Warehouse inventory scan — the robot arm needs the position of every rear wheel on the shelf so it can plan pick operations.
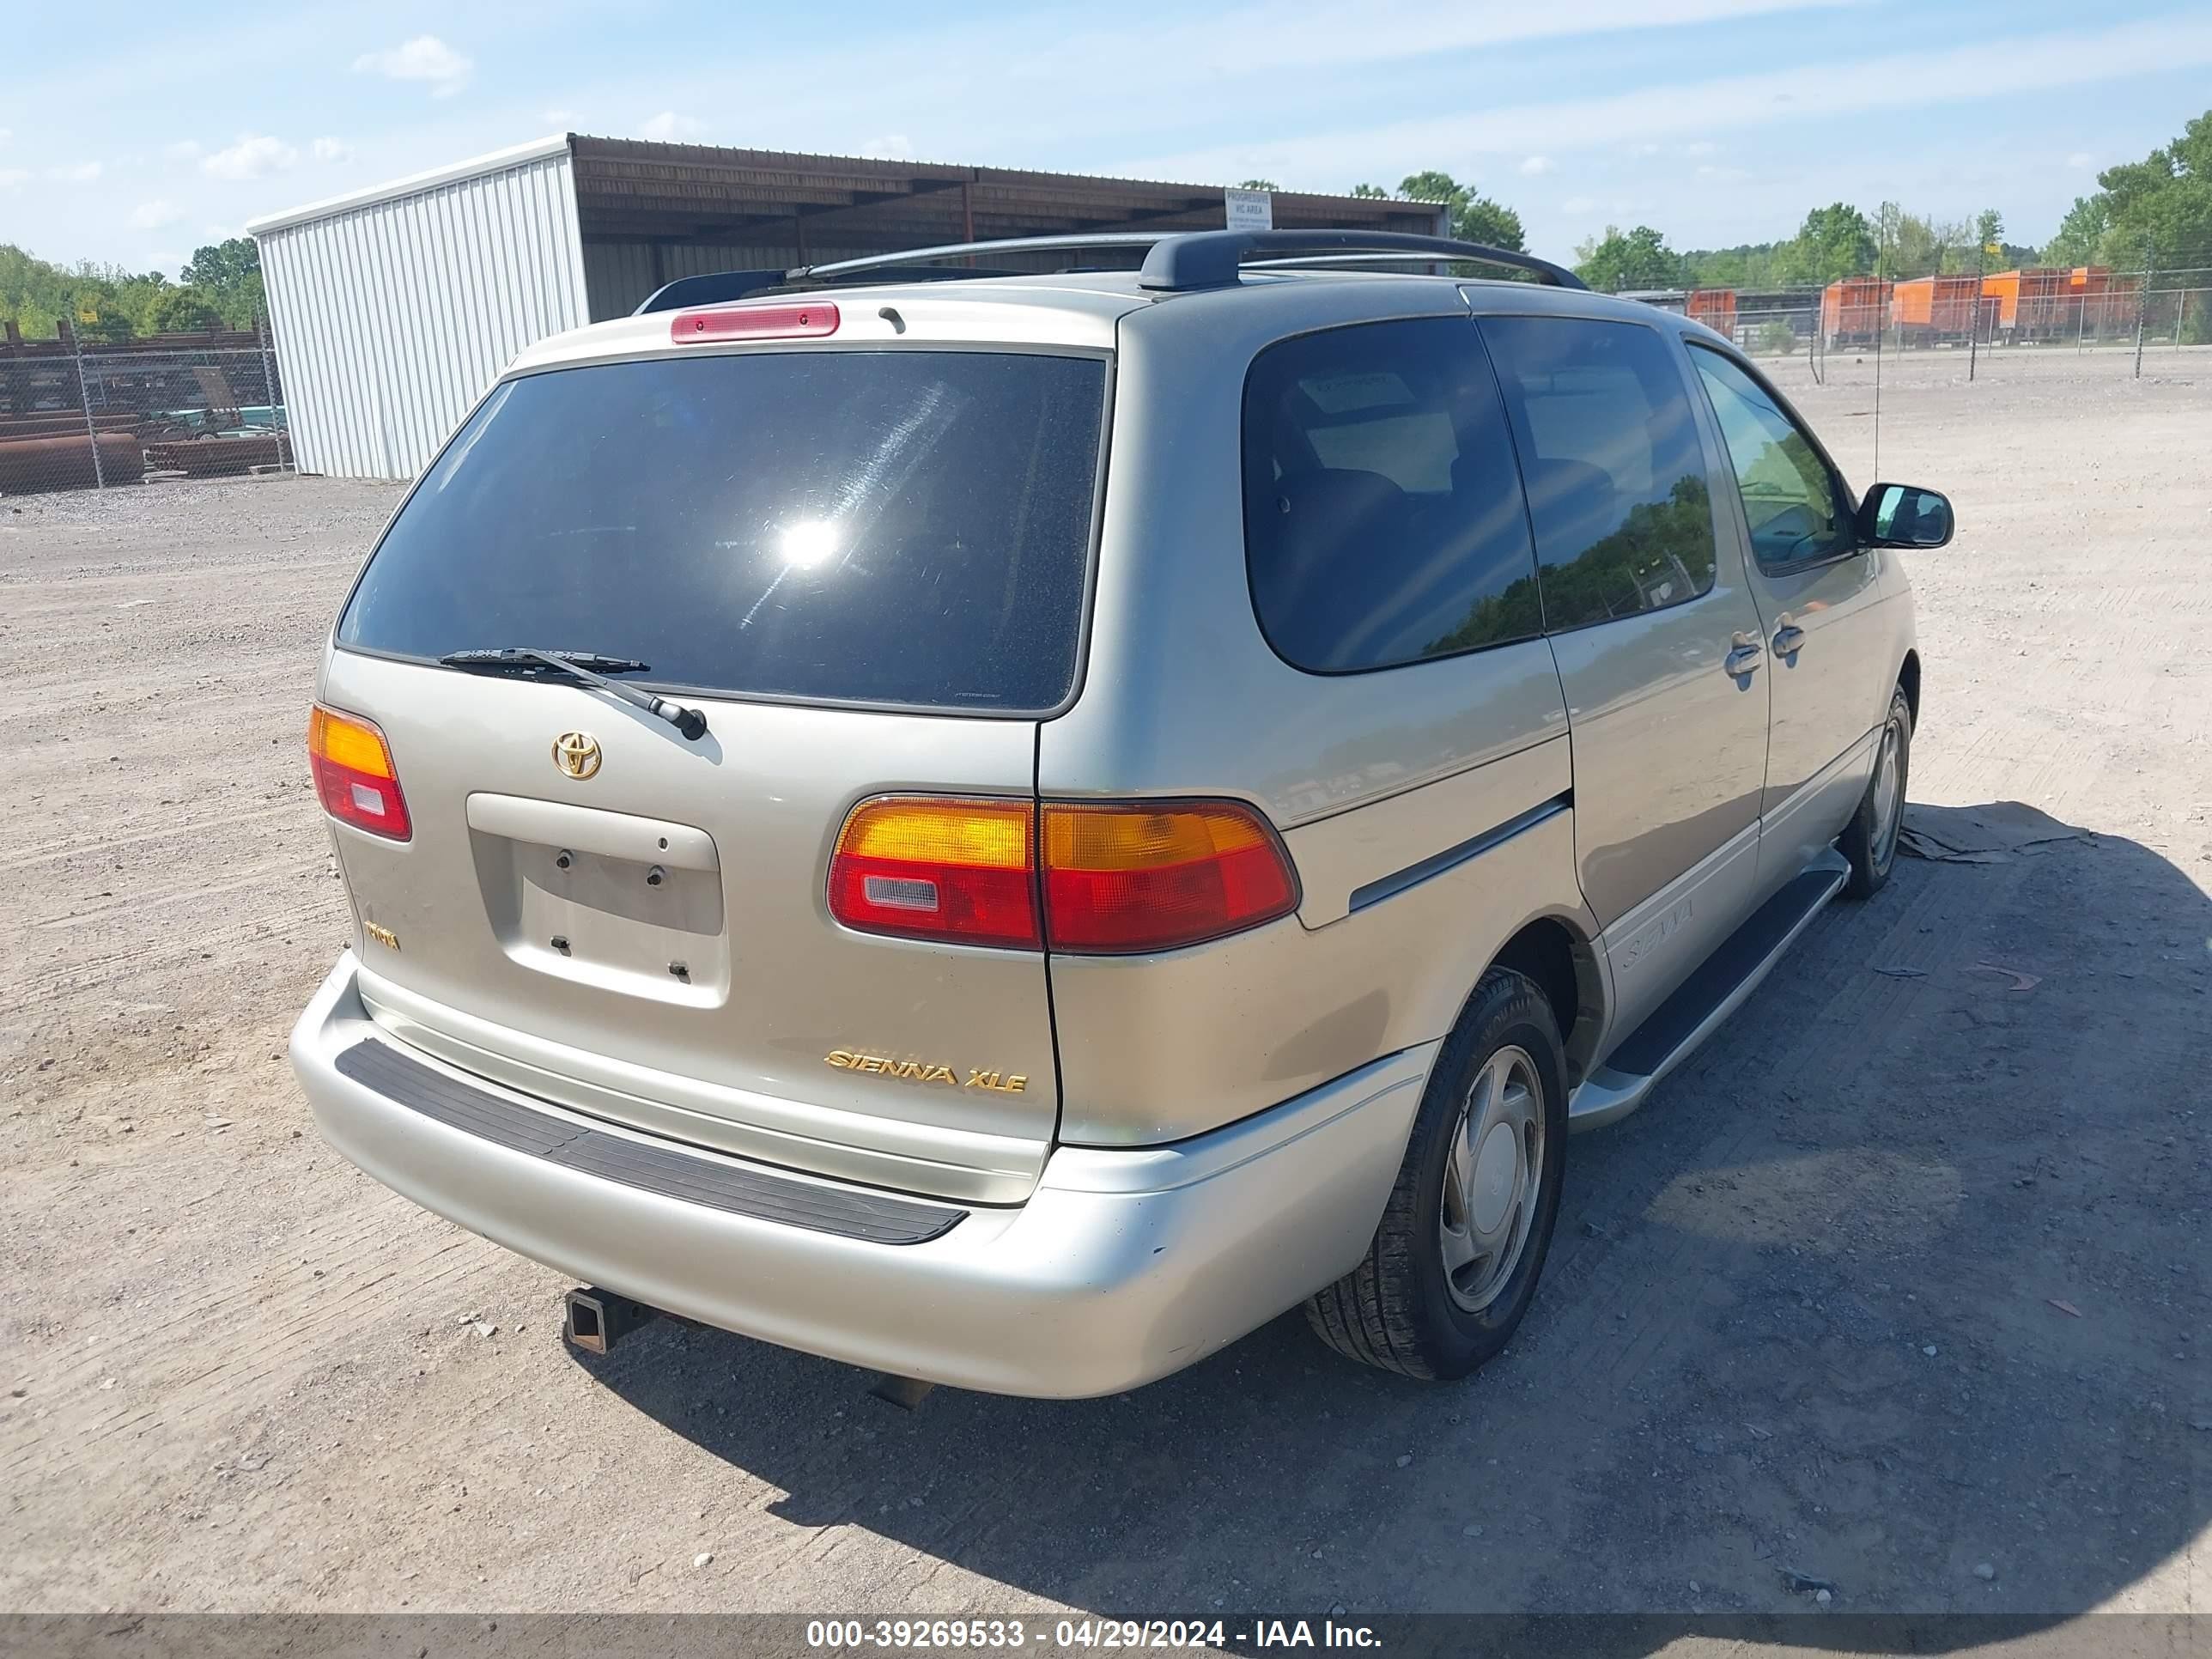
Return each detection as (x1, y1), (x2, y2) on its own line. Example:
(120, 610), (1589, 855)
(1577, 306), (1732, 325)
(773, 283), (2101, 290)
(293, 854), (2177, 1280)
(1841, 685), (1913, 899)
(1305, 968), (1566, 1380)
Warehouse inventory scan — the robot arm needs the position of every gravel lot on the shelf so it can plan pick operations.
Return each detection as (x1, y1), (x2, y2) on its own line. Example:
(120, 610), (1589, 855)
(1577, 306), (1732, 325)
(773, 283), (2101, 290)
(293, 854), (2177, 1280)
(2, 349), (2206, 1639)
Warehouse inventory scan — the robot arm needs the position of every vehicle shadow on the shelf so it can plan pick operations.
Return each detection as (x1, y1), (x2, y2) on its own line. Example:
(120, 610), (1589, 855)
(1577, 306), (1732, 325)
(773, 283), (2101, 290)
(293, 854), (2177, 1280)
(571, 802), (2209, 1650)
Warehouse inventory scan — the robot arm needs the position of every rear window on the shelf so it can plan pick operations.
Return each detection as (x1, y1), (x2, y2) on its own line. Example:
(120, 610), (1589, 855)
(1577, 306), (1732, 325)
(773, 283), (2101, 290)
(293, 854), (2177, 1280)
(337, 349), (1108, 714)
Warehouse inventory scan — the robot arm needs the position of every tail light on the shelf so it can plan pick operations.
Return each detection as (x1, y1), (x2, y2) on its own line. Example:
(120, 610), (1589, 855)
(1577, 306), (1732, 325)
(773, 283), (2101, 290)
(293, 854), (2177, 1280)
(828, 797), (1040, 949)
(671, 301), (840, 343)
(827, 796), (1297, 954)
(308, 704), (411, 842)
(1042, 801), (1298, 952)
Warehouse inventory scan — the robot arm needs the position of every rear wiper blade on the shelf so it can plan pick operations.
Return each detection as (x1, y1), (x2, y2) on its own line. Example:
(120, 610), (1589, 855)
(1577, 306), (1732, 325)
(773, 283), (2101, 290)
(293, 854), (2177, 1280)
(437, 647), (709, 742)
(440, 647), (651, 673)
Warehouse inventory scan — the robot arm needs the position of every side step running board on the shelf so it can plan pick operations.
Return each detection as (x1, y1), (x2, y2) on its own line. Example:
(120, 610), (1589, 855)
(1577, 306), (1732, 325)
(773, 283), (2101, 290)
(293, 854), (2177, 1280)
(1568, 848), (1850, 1132)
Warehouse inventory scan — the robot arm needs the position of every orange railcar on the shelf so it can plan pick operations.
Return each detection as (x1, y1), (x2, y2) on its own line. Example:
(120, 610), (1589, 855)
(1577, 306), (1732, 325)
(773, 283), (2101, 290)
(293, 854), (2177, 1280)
(1686, 288), (1738, 336)
(1982, 268), (2071, 337)
(1821, 277), (1890, 343)
(1890, 274), (1980, 340)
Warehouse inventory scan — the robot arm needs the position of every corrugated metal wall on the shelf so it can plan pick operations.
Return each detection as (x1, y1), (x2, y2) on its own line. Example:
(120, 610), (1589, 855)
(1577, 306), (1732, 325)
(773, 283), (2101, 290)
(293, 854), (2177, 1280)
(258, 148), (589, 480)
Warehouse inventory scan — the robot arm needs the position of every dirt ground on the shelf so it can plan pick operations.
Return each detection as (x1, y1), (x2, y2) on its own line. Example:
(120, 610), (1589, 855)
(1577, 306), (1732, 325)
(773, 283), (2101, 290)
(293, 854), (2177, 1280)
(1, 348), (2206, 1643)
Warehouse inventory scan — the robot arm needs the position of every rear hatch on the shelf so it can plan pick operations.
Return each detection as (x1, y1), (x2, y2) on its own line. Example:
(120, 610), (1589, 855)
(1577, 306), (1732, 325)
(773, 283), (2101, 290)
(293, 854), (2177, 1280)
(316, 337), (1109, 1202)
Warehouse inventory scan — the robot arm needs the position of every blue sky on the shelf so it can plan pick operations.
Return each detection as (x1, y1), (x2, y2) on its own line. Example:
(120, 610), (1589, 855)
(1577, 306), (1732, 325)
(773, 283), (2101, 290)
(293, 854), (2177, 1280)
(5, 0), (2209, 276)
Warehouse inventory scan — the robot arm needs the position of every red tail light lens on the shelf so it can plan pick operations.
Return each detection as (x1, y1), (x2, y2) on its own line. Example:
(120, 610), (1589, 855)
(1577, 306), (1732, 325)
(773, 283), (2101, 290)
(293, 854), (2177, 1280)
(828, 797), (1040, 949)
(1042, 801), (1298, 952)
(308, 704), (411, 842)
(671, 301), (840, 343)
(826, 796), (1299, 954)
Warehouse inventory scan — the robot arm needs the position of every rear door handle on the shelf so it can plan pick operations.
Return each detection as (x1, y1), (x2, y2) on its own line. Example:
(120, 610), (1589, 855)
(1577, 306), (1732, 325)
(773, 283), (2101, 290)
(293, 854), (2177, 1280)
(1773, 623), (1807, 655)
(1724, 635), (1764, 675)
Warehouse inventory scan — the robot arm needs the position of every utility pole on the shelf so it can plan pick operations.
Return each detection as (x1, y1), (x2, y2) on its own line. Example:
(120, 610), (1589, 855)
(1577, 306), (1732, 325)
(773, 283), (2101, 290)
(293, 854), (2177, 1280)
(2133, 240), (2155, 378)
(66, 317), (106, 490)
(1969, 239), (1985, 381)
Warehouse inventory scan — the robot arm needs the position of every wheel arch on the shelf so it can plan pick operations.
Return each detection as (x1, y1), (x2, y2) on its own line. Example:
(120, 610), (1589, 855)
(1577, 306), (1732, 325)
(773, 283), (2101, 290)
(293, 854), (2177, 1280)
(1480, 914), (1606, 1090)
(1899, 649), (1921, 724)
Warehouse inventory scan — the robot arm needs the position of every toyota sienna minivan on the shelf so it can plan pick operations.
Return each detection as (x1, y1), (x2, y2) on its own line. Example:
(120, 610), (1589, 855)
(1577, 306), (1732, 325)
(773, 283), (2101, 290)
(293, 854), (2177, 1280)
(289, 228), (1952, 1397)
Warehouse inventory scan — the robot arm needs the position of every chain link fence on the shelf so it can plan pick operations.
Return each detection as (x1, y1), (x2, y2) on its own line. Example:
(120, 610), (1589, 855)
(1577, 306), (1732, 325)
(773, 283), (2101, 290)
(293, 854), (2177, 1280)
(1625, 264), (2212, 390)
(0, 316), (292, 497)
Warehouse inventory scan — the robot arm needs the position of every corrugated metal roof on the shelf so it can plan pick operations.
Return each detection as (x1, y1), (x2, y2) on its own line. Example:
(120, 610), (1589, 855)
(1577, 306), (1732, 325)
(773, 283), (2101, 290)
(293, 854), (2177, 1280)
(245, 135), (573, 237)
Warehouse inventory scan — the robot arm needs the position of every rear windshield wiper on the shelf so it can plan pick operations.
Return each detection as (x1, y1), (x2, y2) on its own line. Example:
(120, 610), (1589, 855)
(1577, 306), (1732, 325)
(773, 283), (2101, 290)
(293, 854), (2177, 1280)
(438, 647), (709, 742)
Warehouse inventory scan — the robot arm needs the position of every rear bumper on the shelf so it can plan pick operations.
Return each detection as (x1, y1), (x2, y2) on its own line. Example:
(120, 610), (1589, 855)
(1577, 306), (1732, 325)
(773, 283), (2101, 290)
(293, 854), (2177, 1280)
(290, 954), (1433, 1397)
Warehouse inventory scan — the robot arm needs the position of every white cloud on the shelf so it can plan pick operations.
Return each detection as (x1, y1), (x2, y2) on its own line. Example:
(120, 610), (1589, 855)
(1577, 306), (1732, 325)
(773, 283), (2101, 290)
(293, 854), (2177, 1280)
(48, 161), (103, 184)
(1628, 141), (1662, 157)
(353, 34), (472, 97)
(311, 137), (352, 163)
(130, 198), (184, 228)
(1684, 140), (1721, 157)
(860, 133), (916, 161)
(204, 135), (298, 180)
(0, 167), (27, 190)
(1519, 155), (1555, 176)
(1123, 15), (2212, 184)
(543, 107), (577, 127)
(639, 110), (704, 142)
(0, 127), (12, 146)
(2065, 149), (2094, 168)
(164, 139), (202, 161)
(1562, 195), (1599, 214)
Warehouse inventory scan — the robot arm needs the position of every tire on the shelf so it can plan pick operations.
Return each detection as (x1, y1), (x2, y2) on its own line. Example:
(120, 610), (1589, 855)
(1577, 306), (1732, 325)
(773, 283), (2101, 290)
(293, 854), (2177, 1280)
(1305, 968), (1567, 1381)
(1840, 684), (1913, 900)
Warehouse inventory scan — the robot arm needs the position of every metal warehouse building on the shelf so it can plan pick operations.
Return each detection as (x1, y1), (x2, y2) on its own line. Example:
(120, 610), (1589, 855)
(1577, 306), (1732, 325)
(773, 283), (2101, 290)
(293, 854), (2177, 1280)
(248, 134), (1445, 481)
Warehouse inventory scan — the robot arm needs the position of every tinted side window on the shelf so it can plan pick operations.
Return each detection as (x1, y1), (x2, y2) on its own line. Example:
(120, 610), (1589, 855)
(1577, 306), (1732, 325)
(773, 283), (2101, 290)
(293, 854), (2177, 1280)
(1688, 346), (1855, 567)
(1479, 317), (1719, 634)
(1242, 318), (1541, 673)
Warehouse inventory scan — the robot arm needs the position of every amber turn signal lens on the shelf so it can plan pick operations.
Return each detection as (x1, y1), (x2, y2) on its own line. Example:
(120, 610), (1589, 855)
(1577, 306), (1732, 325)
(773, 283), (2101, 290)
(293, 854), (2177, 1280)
(308, 704), (411, 842)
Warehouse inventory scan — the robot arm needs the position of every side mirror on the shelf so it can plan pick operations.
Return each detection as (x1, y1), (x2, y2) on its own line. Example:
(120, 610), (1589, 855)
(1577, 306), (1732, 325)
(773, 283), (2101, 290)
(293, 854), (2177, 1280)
(1859, 482), (1954, 549)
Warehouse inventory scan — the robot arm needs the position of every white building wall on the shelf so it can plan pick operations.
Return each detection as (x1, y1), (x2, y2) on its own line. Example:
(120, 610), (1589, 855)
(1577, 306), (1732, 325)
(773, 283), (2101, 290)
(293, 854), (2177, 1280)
(252, 137), (588, 480)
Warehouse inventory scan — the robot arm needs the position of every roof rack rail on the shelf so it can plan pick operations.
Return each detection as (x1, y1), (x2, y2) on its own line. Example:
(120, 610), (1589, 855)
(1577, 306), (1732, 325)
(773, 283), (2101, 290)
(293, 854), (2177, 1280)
(788, 233), (1168, 287)
(1140, 231), (1584, 292)
(644, 228), (1584, 312)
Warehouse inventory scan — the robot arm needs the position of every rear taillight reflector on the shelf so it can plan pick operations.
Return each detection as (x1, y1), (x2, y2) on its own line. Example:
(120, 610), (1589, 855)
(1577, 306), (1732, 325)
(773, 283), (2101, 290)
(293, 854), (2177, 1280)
(671, 301), (840, 343)
(826, 795), (1299, 954)
(308, 704), (411, 842)
(828, 797), (1039, 949)
(1042, 801), (1297, 952)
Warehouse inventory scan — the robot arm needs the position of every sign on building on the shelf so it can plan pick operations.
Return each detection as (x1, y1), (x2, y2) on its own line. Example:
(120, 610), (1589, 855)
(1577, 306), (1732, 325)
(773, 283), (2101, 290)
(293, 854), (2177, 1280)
(1224, 188), (1274, 231)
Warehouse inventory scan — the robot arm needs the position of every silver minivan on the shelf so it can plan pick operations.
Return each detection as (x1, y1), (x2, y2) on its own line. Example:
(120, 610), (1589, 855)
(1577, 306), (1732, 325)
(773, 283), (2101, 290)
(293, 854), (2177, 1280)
(289, 229), (1952, 1397)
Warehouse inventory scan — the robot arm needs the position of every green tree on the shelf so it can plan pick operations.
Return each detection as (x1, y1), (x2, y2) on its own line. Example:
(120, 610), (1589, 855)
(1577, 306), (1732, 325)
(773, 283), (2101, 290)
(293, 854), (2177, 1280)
(1396, 170), (1526, 251)
(2042, 196), (2111, 265)
(1349, 182), (1389, 199)
(2087, 111), (2212, 269)
(0, 245), (173, 341)
(1573, 224), (1685, 291)
(151, 286), (224, 333)
(1974, 208), (2004, 252)
(1778, 203), (1876, 284)
(1237, 178), (1279, 191)
(178, 237), (264, 327)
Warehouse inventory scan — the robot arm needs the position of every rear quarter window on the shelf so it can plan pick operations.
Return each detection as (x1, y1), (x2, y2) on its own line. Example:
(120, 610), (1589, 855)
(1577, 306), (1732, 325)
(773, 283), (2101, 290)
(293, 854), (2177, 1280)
(337, 349), (1108, 714)
(1241, 317), (1542, 673)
